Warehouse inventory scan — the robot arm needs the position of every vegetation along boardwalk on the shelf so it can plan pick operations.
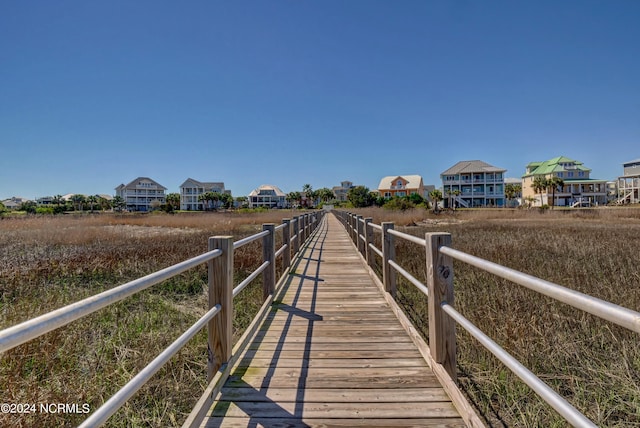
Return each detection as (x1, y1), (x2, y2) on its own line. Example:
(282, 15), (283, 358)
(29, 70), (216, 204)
(197, 213), (472, 427)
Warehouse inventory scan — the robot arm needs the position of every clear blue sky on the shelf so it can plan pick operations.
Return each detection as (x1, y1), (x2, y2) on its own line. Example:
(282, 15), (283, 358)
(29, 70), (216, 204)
(2, 0), (639, 200)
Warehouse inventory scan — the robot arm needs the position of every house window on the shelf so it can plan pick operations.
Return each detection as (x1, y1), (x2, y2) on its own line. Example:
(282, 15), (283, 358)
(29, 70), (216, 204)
(578, 171), (585, 177)
(557, 172), (563, 178)
(384, 192), (391, 198)
(567, 172), (574, 178)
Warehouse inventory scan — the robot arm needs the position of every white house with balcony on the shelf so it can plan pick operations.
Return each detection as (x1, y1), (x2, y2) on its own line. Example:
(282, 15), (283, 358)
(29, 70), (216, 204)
(179, 178), (227, 210)
(616, 158), (640, 204)
(248, 184), (287, 209)
(115, 177), (167, 212)
(441, 160), (506, 208)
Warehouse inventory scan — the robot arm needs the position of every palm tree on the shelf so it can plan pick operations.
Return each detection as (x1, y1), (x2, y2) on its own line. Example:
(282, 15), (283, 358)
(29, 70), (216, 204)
(302, 184), (313, 208)
(451, 189), (461, 210)
(316, 188), (335, 204)
(532, 176), (548, 207)
(210, 191), (222, 210)
(71, 194), (86, 211)
(52, 194), (64, 207)
(98, 196), (112, 211)
(218, 193), (233, 209)
(504, 183), (521, 207)
(429, 189), (443, 213)
(165, 193), (181, 211)
(547, 177), (564, 209)
(86, 195), (98, 212)
(524, 196), (536, 209)
(286, 191), (301, 209)
(112, 196), (125, 212)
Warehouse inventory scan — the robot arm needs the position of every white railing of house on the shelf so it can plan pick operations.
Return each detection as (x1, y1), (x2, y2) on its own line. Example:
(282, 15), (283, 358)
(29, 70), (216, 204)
(0, 211), (324, 427)
(334, 210), (640, 428)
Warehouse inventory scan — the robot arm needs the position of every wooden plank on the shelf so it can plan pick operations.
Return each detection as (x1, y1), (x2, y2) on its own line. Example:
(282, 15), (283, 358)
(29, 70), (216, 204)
(224, 374), (442, 389)
(232, 357), (429, 369)
(204, 417), (467, 427)
(217, 387), (452, 402)
(242, 349), (424, 360)
(227, 366), (435, 380)
(246, 341), (420, 352)
(210, 401), (461, 418)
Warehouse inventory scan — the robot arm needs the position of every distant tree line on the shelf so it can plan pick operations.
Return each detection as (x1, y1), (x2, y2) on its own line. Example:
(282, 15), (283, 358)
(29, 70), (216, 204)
(345, 185), (439, 212)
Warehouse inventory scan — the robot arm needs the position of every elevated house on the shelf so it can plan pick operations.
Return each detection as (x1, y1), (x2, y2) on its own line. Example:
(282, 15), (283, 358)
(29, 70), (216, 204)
(441, 160), (506, 208)
(180, 178), (228, 211)
(522, 156), (607, 207)
(248, 184), (287, 209)
(115, 177), (167, 212)
(616, 158), (640, 204)
(377, 175), (426, 199)
(1, 197), (28, 210)
(332, 180), (355, 202)
(504, 177), (523, 207)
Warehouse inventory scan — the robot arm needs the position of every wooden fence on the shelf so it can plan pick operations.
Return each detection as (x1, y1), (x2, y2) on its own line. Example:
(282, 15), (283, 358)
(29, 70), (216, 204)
(334, 210), (640, 428)
(0, 211), (324, 427)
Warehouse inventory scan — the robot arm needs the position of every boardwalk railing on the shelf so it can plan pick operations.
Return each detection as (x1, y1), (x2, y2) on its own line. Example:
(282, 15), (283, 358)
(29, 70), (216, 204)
(334, 210), (640, 428)
(0, 211), (324, 427)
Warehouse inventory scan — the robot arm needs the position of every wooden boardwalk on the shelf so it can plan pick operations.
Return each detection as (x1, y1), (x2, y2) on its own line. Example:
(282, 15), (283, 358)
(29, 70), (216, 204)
(200, 213), (467, 427)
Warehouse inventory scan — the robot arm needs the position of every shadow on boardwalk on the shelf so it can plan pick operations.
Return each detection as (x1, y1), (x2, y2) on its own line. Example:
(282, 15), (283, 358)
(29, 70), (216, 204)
(203, 214), (465, 427)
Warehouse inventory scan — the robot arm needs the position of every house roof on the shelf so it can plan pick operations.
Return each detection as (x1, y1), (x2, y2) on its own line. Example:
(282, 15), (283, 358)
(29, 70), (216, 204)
(441, 160), (505, 176)
(523, 156), (591, 177)
(377, 175), (423, 190)
(504, 177), (522, 185)
(117, 177), (167, 191)
(623, 158), (640, 165)
(180, 178), (225, 189)
(248, 184), (286, 197)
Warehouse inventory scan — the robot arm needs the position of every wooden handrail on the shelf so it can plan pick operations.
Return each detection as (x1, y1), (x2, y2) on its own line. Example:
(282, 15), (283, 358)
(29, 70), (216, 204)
(333, 209), (639, 427)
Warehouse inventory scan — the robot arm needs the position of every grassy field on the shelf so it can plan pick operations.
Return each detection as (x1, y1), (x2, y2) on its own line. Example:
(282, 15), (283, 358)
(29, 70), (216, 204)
(0, 211), (295, 427)
(2, 208), (639, 427)
(350, 206), (640, 427)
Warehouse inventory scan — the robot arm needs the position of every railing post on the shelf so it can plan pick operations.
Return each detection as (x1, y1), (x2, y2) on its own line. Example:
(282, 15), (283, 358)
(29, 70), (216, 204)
(425, 232), (456, 382)
(293, 217), (300, 254)
(350, 213), (357, 244)
(364, 217), (373, 268)
(282, 219), (291, 271)
(356, 215), (364, 255)
(207, 236), (233, 380)
(382, 222), (396, 296)
(262, 224), (276, 300)
(300, 214), (307, 243)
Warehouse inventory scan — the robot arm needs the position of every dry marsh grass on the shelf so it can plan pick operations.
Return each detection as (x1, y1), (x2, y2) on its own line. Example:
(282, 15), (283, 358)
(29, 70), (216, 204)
(0, 210), (300, 427)
(350, 206), (640, 426)
(3, 207), (640, 426)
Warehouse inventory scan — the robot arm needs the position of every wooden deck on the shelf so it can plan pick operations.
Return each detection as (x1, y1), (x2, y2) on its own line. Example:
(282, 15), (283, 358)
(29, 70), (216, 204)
(200, 213), (468, 427)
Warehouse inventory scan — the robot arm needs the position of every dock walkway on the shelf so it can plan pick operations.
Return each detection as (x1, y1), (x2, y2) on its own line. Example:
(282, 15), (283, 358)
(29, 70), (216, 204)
(200, 213), (467, 427)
